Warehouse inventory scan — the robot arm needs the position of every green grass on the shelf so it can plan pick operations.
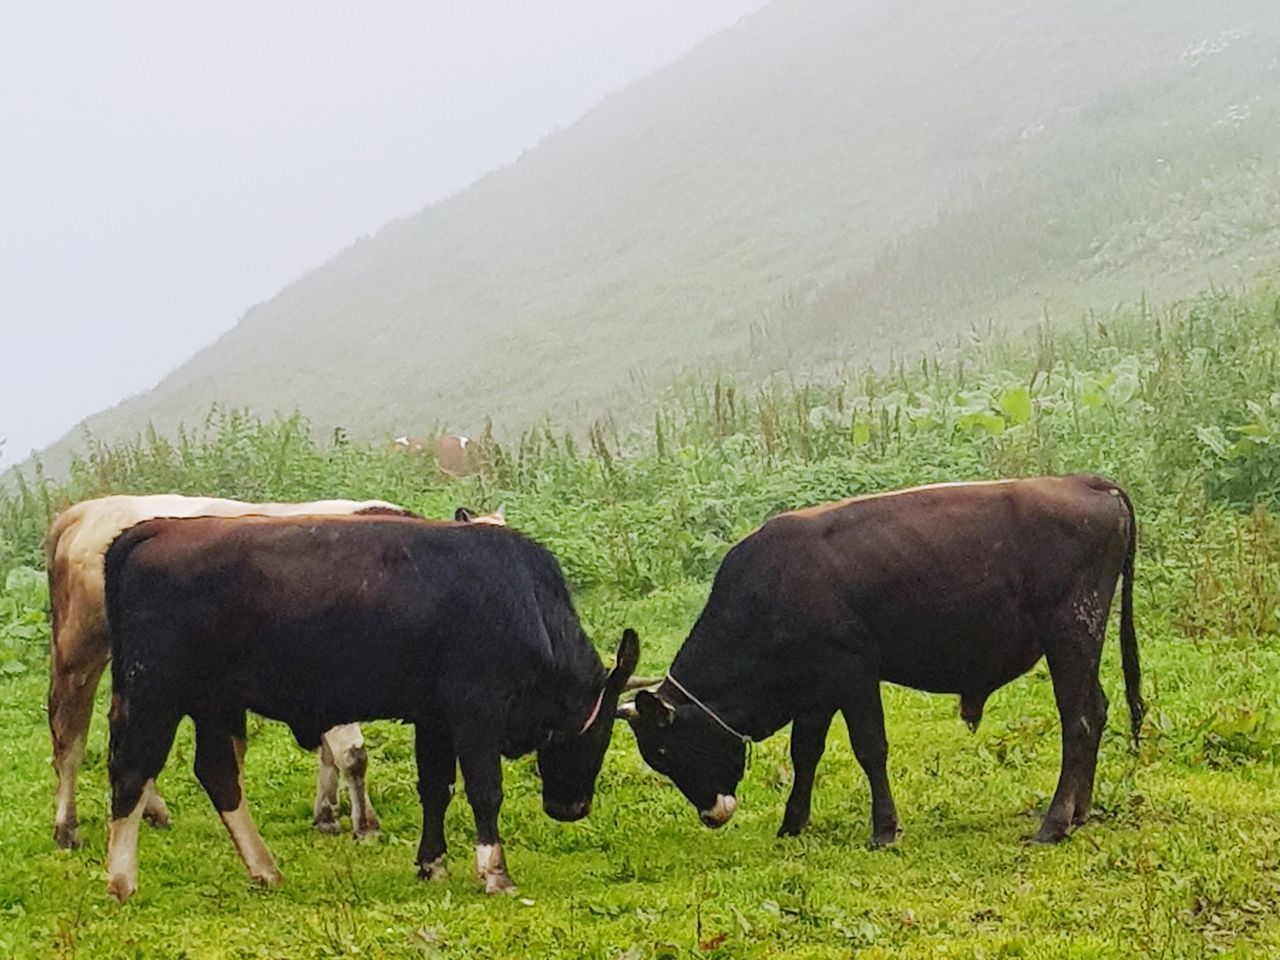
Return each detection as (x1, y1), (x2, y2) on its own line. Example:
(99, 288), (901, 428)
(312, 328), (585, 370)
(2, 586), (1279, 958)
(5, 281), (1280, 955)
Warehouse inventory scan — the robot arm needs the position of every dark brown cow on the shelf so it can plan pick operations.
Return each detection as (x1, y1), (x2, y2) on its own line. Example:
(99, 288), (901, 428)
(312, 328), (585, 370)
(621, 474), (1142, 847)
(44, 494), (415, 848)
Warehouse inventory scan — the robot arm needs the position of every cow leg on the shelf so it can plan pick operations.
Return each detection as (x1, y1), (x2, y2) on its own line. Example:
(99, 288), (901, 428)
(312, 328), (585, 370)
(1072, 684), (1109, 826)
(414, 719), (457, 882)
(141, 789), (171, 829)
(841, 681), (899, 846)
(321, 723), (380, 838)
(778, 710), (835, 837)
(193, 713), (281, 886)
(1036, 622), (1108, 843)
(313, 738), (341, 835)
(457, 739), (515, 894)
(49, 653), (106, 849)
(105, 697), (181, 903)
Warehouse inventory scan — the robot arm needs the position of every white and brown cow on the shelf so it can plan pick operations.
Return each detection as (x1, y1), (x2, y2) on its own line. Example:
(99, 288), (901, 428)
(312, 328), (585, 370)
(389, 435), (478, 476)
(44, 494), (422, 849)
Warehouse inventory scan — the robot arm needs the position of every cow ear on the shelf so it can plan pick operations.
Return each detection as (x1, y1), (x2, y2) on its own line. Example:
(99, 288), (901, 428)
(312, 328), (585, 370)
(454, 507), (475, 522)
(606, 628), (640, 694)
(635, 690), (675, 728)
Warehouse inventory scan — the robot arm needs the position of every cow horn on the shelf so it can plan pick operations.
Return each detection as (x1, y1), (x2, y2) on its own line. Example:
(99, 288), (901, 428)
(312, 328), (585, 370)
(623, 675), (662, 692)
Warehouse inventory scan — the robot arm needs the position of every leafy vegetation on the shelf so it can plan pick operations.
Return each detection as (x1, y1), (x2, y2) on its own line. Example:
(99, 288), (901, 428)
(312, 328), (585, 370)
(3, 281), (1280, 955)
(25, 0), (1280, 475)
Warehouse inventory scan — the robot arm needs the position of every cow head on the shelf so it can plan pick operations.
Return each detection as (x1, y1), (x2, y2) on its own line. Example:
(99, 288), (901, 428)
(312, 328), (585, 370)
(619, 689), (746, 828)
(454, 504), (506, 526)
(536, 629), (639, 822)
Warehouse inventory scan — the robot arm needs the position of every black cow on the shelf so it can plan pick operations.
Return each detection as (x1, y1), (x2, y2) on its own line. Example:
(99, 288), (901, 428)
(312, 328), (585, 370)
(102, 515), (638, 901)
(621, 475), (1142, 846)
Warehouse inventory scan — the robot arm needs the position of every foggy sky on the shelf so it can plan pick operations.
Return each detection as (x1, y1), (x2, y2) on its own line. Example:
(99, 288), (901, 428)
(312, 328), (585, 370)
(0, 1), (762, 465)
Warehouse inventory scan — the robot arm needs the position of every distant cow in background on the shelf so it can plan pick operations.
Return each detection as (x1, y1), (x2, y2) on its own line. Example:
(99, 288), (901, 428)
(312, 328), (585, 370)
(390, 435), (478, 476)
(44, 494), (417, 849)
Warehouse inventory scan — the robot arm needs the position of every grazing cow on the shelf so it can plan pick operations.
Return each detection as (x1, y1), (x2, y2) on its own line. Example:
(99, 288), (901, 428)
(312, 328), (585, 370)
(44, 494), (417, 849)
(390, 435), (478, 476)
(620, 475), (1142, 846)
(102, 515), (638, 901)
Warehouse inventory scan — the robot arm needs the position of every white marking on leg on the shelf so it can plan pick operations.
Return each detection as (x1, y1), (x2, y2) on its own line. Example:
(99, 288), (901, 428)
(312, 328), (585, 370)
(54, 734), (86, 845)
(219, 737), (281, 885)
(106, 781), (154, 902)
(142, 790), (171, 828)
(220, 798), (282, 886)
(475, 843), (516, 895)
(314, 740), (340, 834)
(325, 724), (380, 837)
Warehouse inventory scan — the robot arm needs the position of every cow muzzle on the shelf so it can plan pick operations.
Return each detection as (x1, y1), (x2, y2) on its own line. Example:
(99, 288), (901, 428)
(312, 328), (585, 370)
(699, 794), (737, 828)
(544, 798), (591, 822)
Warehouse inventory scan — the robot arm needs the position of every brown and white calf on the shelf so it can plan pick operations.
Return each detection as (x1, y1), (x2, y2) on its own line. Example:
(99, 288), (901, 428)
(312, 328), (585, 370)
(390, 435), (478, 476)
(44, 494), (417, 849)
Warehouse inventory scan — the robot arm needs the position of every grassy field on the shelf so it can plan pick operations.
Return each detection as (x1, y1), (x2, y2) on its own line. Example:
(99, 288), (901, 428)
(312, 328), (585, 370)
(4, 282), (1280, 956)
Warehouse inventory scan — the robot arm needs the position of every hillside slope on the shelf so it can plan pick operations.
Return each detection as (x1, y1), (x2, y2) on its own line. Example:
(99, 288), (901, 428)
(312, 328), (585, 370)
(38, 0), (1280, 467)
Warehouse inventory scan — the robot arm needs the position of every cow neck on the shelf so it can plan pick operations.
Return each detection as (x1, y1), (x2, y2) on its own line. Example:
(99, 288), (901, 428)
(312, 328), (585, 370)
(665, 637), (786, 743)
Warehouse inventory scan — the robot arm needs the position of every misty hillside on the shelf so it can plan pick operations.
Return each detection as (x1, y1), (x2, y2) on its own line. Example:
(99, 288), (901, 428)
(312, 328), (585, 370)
(39, 0), (1280, 465)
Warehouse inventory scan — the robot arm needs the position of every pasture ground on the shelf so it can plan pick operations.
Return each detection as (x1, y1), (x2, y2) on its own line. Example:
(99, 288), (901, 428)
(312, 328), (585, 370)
(2, 580), (1278, 959)
(5, 284), (1280, 956)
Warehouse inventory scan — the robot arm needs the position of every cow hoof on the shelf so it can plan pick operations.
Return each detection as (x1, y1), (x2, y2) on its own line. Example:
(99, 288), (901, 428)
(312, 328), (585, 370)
(142, 808), (171, 830)
(418, 857), (449, 882)
(54, 823), (82, 850)
(1032, 827), (1068, 844)
(352, 814), (381, 840)
(483, 873), (517, 896)
(314, 817), (341, 836)
(870, 828), (900, 848)
(776, 819), (808, 838)
(107, 874), (136, 904)
(251, 868), (283, 888)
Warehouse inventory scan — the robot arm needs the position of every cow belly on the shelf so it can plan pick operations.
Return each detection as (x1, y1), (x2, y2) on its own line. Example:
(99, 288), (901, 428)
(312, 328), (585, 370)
(226, 649), (432, 739)
(868, 597), (1041, 698)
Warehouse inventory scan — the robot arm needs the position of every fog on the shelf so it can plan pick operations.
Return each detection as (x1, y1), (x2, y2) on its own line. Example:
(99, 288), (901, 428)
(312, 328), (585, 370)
(0, 0), (761, 464)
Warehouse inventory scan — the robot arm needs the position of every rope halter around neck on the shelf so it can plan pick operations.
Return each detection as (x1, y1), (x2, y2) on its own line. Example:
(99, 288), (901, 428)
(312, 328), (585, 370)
(664, 673), (753, 762)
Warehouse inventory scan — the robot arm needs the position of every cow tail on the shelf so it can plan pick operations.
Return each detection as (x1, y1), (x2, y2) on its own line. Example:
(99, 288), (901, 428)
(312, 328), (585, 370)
(1115, 484), (1145, 746)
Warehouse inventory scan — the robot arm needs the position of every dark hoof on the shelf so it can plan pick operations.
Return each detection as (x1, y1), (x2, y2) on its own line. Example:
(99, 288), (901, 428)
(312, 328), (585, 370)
(352, 818), (381, 840)
(54, 823), (82, 850)
(314, 816), (342, 836)
(1032, 823), (1070, 844)
(870, 826), (900, 848)
(142, 809), (171, 830)
(418, 857), (449, 882)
